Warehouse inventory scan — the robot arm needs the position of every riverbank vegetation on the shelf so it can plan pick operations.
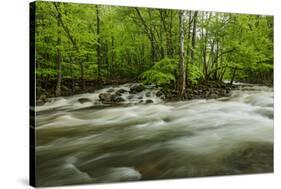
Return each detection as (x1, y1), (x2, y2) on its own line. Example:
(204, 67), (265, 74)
(33, 2), (273, 101)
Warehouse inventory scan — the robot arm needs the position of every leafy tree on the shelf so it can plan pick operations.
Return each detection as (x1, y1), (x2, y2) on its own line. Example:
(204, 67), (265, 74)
(33, 1), (273, 98)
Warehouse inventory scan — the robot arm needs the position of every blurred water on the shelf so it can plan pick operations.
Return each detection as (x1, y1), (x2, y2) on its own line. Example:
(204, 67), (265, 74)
(35, 84), (273, 186)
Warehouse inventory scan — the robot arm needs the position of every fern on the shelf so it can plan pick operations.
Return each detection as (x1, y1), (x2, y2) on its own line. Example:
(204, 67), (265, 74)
(140, 58), (177, 86)
(187, 64), (203, 85)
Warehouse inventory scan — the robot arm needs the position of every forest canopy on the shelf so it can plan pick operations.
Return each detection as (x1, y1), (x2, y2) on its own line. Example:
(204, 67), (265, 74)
(32, 1), (273, 98)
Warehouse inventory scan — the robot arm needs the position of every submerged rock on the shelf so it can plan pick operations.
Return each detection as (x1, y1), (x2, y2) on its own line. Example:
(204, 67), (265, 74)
(145, 92), (151, 97)
(78, 98), (91, 104)
(127, 95), (134, 99)
(145, 99), (154, 103)
(112, 94), (125, 102)
(116, 89), (128, 94)
(116, 88), (127, 95)
(107, 88), (115, 93)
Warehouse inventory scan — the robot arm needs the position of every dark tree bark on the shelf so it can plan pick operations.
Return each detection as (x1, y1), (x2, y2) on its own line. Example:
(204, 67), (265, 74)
(230, 66), (237, 85)
(110, 36), (115, 79)
(186, 11), (192, 63)
(191, 11), (198, 65)
(54, 2), (62, 96)
(169, 11), (174, 56)
(178, 10), (186, 98)
(79, 61), (85, 89)
(185, 11), (193, 86)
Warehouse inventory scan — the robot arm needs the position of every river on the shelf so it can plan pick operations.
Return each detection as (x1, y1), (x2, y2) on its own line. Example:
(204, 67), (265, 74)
(35, 83), (273, 186)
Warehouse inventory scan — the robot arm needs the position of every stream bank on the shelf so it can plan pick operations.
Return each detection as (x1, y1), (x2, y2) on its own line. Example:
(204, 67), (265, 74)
(37, 80), (238, 106)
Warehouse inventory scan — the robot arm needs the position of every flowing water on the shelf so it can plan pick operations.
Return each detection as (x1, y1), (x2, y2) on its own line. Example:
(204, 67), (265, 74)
(35, 83), (273, 186)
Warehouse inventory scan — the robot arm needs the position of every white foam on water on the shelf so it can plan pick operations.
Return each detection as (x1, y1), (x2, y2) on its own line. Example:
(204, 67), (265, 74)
(35, 83), (273, 185)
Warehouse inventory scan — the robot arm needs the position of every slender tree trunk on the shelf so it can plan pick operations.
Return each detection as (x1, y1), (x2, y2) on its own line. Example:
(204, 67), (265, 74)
(96, 5), (101, 81)
(185, 11), (192, 86)
(186, 11), (192, 64)
(55, 3), (62, 96)
(230, 66), (237, 85)
(104, 42), (109, 78)
(134, 8), (159, 62)
(111, 36), (114, 79)
(159, 25), (165, 59)
(159, 10), (172, 58)
(70, 56), (74, 91)
(191, 11), (198, 65)
(202, 12), (212, 80)
(169, 11), (174, 56)
(214, 39), (219, 80)
(79, 61), (85, 89)
(178, 10), (186, 98)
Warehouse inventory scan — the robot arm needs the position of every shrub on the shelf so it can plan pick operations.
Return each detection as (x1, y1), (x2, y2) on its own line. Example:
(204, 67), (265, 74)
(140, 58), (177, 86)
(187, 63), (203, 85)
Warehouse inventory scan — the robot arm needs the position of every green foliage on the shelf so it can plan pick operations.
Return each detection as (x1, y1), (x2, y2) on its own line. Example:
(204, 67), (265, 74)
(140, 58), (177, 86)
(34, 1), (273, 95)
(187, 64), (203, 85)
(254, 63), (273, 72)
(141, 70), (176, 86)
(152, 58), (178, 74)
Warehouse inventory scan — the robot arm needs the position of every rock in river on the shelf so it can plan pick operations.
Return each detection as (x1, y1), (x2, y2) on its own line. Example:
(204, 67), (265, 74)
(78, 98), (92, 104)
(129, 84), (145, 94)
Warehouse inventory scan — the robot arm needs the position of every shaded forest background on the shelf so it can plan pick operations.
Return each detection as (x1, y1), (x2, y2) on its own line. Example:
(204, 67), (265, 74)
(33, 2), (273, 99)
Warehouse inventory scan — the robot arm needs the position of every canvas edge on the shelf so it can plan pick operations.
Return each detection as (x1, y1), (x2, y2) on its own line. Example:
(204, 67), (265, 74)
(29, 1), (36, 187)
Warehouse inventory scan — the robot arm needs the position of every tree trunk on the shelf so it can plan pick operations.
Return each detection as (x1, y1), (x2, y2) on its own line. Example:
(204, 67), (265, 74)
(178, 10), (186, 98)
(79, 61), (85, 89)
(134, 8), (159, 62)
(191, 11), (198, 65)
(185, 11), (192, 86)
(110, 36), (114, 79)
(230, 66), (237, 85)
(55, 2), (62, 96)
(96, 5), (101, 81)
(214, 39), (219, 80)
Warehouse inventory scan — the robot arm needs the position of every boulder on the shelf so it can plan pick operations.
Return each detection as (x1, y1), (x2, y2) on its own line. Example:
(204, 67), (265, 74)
(145, 92), (151, 97)
(99, 93), (125, 103)
(99, 93), (112, 103)
(112, 95), (125, 102)
(73, 86), (80, 91)
(61, 85), (69, 91)
(78, 98), (91, 104)
(107, 88), (115, 93)
(117, 88), (127, 94)
(129, 84), (145, 94)
(39, 94), (47, 103)
(145, 99), (154, 103)
(208, 93), (219, 99)
(156, 91), (164, 97)
(115, 88), (127, 96)
(127, 95), (134, 99)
